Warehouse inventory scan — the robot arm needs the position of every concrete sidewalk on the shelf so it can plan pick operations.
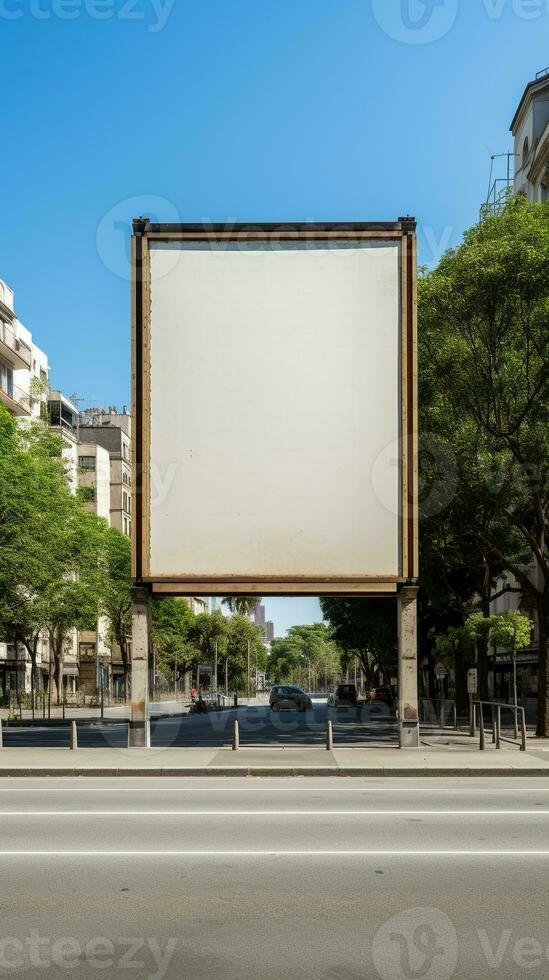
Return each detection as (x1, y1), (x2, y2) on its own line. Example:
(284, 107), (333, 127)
(1, 745), (549, 777)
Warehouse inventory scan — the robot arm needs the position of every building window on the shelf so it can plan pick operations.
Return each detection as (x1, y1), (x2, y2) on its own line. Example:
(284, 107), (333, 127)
(0, 358), (13, 398)
(523, 137), (530, 168)
(79, 456), (96, 471)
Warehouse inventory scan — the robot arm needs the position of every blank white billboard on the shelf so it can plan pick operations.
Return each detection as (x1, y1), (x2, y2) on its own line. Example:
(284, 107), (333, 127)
(146, 238), (403, 581)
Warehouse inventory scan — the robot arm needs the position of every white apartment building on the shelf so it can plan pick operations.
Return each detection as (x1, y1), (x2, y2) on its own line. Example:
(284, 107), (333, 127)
(48, 390), (80, 492)
(0, 278), (48, 422)
(0, 278), (50, 697)
(512, 67), (549, 203)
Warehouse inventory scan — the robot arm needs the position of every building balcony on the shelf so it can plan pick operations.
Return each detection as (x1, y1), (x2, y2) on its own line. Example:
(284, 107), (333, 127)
(0, 379), (31, 416)
(0, 322), (32, 370)
(0, 280), (15, 319)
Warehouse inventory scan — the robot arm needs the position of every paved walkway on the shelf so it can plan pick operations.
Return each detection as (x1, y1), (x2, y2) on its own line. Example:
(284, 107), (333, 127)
(1, 744), (548, 777)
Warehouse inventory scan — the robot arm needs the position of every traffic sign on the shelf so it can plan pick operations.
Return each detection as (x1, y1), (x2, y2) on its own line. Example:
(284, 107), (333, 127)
(467, 668), (478, 695)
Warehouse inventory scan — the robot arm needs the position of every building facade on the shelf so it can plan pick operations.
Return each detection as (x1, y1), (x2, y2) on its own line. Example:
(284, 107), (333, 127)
(0, 278), (50, 698)
(79, 408), (132, 536)
(512, 67), (549, 203)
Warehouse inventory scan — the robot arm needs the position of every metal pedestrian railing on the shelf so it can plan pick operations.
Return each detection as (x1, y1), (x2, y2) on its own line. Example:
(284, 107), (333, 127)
(472, 701), (527, 752)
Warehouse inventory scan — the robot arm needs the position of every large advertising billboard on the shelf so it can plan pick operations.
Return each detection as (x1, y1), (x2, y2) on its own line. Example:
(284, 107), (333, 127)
(132, 221), (418, 595)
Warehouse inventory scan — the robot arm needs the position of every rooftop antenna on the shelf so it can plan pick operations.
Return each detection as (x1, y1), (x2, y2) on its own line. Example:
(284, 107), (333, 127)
(69, 391), (86, 443)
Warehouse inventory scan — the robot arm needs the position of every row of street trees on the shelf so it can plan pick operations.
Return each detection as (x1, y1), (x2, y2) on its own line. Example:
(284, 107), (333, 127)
(152, 602), (267, 694)
(0, 405), (132, 704)
(268, 624), (340, 689)
(418, 196), (548, 735)
(300, 199), (547, 735)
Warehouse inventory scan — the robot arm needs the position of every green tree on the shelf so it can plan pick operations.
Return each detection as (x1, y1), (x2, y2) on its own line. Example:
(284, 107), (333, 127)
(221, 596), (259, 617)
(0, 406), (107, 704)
(320, 599), (397, 688)
(419, 197), (549, 734)
(102, 528), (132, 682)
(152, 598), (195, 685)
(268, 623), (340, 689)
(44, 507), (108, 702)
(224, 615), (266, 694)
(491, 611), (533, 717)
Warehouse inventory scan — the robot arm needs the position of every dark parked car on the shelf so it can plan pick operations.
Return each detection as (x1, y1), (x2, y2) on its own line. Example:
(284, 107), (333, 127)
(328, 683), (358, 707)
(270, 685), (313, 712)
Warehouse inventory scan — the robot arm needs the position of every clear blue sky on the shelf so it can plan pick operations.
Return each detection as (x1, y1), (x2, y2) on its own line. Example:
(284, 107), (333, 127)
(2, 0), (547, 635)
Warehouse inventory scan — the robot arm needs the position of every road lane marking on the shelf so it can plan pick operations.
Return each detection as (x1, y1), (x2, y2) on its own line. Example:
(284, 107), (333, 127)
(1, 810), (548, 816)
(0, 850), (548, 857)
(1, 786), (548, 793)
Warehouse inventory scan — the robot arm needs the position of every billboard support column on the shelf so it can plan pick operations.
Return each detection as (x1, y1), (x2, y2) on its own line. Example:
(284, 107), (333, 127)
(129, 585), (151, 747)
(397, 585), (420, 748)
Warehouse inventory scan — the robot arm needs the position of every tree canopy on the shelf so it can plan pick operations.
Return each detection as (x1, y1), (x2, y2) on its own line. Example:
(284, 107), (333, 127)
(419, 197), (549, 733)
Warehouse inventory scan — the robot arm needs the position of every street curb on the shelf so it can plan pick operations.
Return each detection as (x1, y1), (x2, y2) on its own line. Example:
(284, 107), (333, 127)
(1, 766), (549, 778)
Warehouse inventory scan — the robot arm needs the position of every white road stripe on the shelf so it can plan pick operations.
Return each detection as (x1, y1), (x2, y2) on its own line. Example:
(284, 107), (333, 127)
(1, 809), (548, 816)
(0, 850), (547, 857)
(0, 786), (548, 793)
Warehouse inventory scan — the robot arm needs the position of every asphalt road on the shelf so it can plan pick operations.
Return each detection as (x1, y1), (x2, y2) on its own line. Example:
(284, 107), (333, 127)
(2, 702), (399, 748)
(1, 776), (549, 979)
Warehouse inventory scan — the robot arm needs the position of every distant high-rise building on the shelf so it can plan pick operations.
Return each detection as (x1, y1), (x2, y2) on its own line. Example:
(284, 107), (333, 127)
(264, 621), (275, 643)
(253, 601), (266, 627)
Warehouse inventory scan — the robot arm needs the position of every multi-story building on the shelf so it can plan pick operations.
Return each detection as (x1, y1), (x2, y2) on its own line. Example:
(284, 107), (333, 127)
(0, 278), (48, 421)
(48, 390), (79, 491)
(0, 278), (50, 697)
(76, 440), (121, 697)
(79, 407), (132, 536)
(512, 67), (549, 203)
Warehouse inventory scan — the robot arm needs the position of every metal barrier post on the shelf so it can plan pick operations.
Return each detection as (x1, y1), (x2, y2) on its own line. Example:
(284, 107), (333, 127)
(469, 701), (475, 737)
(495, 705), (501, 750)
(491, 703), (496, 744)
(232, 719), (239, 751)
(479, 705), (486, 751)
(69, 720), (77, 751)
(326, 719), (333, 751)
(520, 708), (527, 752)
(0, 718), (3, 749)
(127, 723), (131, 748)
(440, 701), (446, 730)
(452, 702), (457, 730)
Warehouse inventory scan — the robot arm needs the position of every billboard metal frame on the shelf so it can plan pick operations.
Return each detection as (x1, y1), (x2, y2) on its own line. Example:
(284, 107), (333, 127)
(131, 219), (418, 597)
